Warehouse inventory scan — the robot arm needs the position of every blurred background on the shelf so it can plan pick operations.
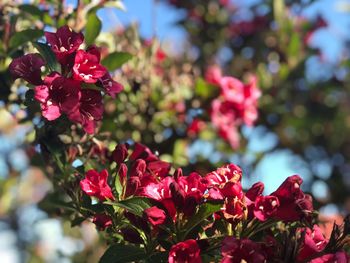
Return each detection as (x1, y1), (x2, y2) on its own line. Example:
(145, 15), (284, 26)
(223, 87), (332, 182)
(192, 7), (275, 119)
(1, 0), (350, 262)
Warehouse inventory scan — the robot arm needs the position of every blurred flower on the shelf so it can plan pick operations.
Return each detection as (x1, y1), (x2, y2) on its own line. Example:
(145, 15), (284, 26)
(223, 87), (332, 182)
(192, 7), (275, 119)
(9, 54), (45, 85)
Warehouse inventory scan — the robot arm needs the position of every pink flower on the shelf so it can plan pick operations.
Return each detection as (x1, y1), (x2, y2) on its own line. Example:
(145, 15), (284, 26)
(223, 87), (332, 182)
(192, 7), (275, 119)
(221, 237), (266, 263)
(45, 25), (84, 64)
(73, 49), (106, 83)
(92, 214), (113, 230)
(67, 89), (104, 134)
(242, 75), (261, 126)
(210, 99), (240, 149)
(34, 72), (81, 121)
(297, 225), (328, 261)
(143, 206), (167, 226)
(271, 175), (314, 222)
(98, 72), (123, 98)
(310, 251), (350, 263)
(80, 169), (114, 201)
(220, 77), (245, 104)
(253, 195), (280, 221)
(205, 65), (222, 86)
(169, 239), (202, 263)
(9, 53), (45, 85)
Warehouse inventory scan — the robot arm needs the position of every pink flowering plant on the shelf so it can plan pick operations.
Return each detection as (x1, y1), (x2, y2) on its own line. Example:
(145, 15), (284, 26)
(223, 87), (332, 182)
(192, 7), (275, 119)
(4, 2), (350, 262)
(8, 22), (350, 262)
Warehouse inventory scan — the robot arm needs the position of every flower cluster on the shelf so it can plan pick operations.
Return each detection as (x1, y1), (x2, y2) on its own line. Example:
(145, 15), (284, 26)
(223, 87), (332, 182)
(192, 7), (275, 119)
(76, 143), (349, 262)
(205, 66), (261, 149)
(9, 26), (123, 133)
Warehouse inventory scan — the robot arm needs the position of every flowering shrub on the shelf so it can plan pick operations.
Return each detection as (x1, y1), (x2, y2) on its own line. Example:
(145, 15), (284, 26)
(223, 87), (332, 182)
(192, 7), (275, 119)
(9, 26), (123, 134)
(206, 66), (261, 149)
(3, 1), (350, 262)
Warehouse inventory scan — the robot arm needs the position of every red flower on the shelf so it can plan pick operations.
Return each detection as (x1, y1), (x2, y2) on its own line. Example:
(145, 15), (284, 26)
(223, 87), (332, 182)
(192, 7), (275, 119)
(221, 237), (266, 263)
(73, 49), (106, 83)
(34, 72), (81, 121)
(141, 177), (176, 220)
(169, 239), (202, 263)
(174, 172), (207, 216)
(204, 164), (242, 187)
(117, 163), (128, 187)
(222, 197), (246, 221)
(45, 25), (84, 63)
(220, 182), (244, 199)
(147, 160), (171, 178)
(80, 169), (114, 201)
(98, 72), (123, 98)
(246, 182), (264, 201)
(297, 225), (328, 262)
(187, 118), (206, 136)
(271, 175), (314, 222)
(67, 89), (104, 134)
(245, 182), (265, 219)
(155, 48), (167, 63)
(253, 195), (280, 221)
(92, 214), (113, 230)
(9, 53), (45, 85)
(111, 144), (129, 164)
(142, 176), (174, 201)
(129, 143), (159, 162)
(143, 206), (167, 226)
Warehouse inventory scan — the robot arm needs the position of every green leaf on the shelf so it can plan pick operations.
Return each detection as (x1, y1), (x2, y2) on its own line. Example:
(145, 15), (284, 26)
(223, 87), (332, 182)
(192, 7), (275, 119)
(99, 244), (146, 263)
(101, 52), (133, 71)
(18, 4), (43, 19)
(85, 12), (102, 45)
(33, 42), (61, 73)
(105, 197), (152, 217)
(9, 29), (44, 49)
(195, 77), (215, 99)
(183, 202), (222, 238)
(114, 172), (123, 199)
